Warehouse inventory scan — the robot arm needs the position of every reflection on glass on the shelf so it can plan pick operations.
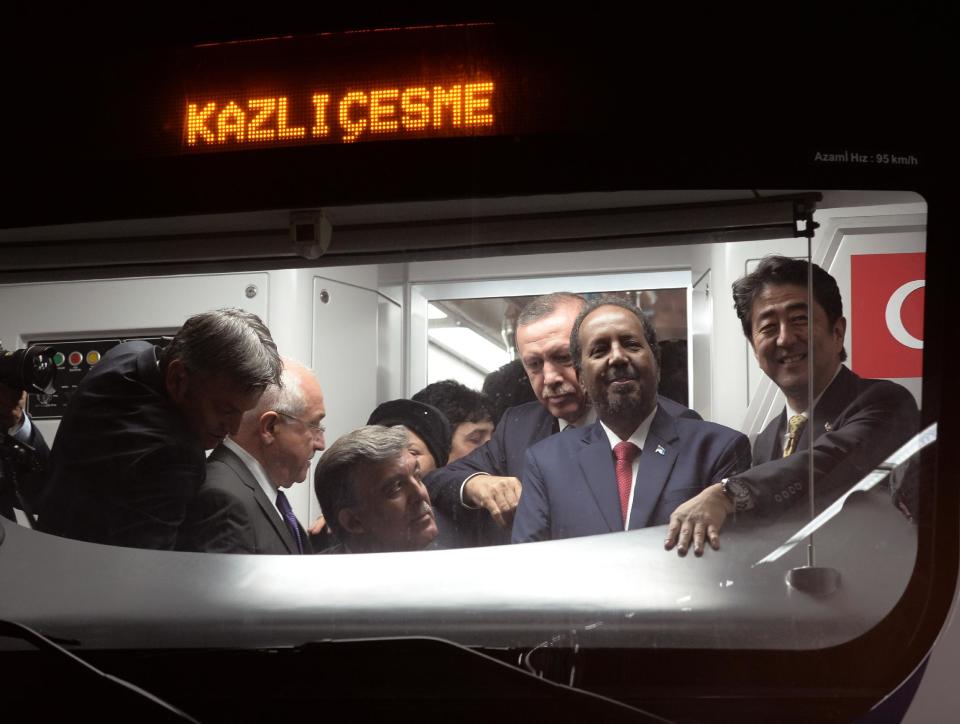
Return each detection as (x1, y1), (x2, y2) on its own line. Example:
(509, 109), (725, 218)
(427, 289), (689, 405)
(0, 191), (931, 654)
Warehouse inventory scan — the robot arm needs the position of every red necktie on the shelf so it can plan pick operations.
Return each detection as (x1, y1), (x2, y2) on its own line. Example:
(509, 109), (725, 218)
(614, 441), (639, 526)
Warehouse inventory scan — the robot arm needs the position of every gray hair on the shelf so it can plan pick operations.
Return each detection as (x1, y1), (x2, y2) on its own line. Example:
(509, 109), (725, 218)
(160, 308), (282, 392)
(257, 365), (306, 417)
(515, 292), (586, 329)
(314, 425), (409, 540)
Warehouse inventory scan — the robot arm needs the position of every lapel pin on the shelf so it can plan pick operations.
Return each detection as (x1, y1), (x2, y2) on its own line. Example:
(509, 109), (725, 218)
(655, 445), (666, 455)
(824, 422), (833, 432)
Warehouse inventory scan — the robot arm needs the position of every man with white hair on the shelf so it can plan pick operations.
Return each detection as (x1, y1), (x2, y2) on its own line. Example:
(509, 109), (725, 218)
(181, 359), (326, 554)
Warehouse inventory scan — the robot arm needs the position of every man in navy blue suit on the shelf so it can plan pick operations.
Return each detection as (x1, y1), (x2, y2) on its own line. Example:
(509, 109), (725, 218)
(424, 293), (591, 546)
(426, 292), (701, 547)
(512, 298), (751, 544)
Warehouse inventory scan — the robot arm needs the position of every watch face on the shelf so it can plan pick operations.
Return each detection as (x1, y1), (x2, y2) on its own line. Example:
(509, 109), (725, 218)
(724, 479), (754, 512)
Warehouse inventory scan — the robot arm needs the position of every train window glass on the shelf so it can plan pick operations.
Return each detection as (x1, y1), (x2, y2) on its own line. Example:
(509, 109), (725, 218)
(0, 190), (931, 656)
(425, 287), (688, 399)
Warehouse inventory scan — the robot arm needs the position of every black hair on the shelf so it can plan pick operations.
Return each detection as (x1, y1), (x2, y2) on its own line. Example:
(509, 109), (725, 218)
(158, 308), (282, 391)
(412, 380), (495, 429)
(515, 292), (586, 328)
(569, 296), (660, 373)
(732, 255), (847, 361)
(482, 359), (537, 422)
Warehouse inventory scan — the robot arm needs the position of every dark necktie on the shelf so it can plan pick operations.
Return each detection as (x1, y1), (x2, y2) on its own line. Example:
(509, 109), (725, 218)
(782, 414), (807, 458)
(613, 441), (640, 526)
(275, 490), (304, 554)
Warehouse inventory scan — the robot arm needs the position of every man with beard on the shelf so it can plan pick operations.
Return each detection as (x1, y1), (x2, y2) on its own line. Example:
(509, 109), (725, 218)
(315, 425), (439, 553)
(426, 292), (700, 548)
(512, 298), (750, 544)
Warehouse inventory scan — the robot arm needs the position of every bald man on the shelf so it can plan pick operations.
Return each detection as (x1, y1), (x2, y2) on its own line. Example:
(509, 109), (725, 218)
(180, 359), (326, 554)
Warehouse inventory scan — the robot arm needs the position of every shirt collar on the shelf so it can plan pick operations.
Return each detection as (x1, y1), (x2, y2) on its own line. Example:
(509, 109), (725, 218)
(558, 405), (597, 431)
(599, 404), (659, 451)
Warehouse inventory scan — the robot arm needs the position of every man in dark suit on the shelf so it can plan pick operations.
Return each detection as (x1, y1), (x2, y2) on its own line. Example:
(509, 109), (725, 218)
(38, 309), (282, 550)
(315, 425), (438, 554)
(424, 293), (589, 547)
(513, 298), (750, 543)
(180, 359), (326, 554)
(426, 292), (700, 547)
(664, 256), (920, 556)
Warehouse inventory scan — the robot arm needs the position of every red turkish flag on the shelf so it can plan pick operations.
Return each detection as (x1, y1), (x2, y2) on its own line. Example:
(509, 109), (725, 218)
(851, 252), (925, 378)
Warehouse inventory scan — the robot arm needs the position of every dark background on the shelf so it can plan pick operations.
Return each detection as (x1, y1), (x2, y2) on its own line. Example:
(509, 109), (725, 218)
(0, 7), (953, 723)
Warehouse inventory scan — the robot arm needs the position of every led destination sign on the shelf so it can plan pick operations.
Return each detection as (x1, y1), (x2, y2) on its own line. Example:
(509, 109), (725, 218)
(184, 78), (497, 150)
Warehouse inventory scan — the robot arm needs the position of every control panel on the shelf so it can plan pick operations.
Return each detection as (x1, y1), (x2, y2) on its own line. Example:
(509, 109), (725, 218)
(27, 337), (168, 419)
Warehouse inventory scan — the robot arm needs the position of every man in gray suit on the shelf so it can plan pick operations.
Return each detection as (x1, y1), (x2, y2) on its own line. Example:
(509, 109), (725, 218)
(181, 359), (326, 554)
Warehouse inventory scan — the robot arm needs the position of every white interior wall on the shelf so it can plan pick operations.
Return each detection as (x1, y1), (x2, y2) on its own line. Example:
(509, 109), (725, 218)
(306, 266), (385, 524)
(0, 272), (272, 450)
(715, 199), (927, 443)
(0, 193), (927, 535)
(0, 266), (392, 526)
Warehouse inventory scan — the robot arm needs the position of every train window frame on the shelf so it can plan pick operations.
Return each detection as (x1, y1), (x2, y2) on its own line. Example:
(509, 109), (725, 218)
(0, 13), (950, 720)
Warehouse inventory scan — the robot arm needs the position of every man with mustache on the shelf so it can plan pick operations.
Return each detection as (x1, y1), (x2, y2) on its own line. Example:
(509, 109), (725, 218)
(426, 292), (699, 547)
(423, 293), (589, 547)
(315, 425), (438, 553)
(512, 297), (750, 543)
(664, 256), (920, 556)
(179, 359), (326, 554)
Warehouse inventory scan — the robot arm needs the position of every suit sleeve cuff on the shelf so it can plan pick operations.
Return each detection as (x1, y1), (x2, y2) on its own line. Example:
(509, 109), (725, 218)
(460, 472), (488, 509)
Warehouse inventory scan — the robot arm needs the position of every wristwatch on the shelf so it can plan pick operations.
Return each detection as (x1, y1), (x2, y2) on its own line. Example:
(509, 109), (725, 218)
(720, 477), (755, 512)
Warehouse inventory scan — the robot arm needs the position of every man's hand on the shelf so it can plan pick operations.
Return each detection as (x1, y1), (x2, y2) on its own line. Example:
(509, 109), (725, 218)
(463, 474), (522, 528)
(308, 515), (327, 536)
(664, 483), (733, 556)
(0, 384), (26, 432)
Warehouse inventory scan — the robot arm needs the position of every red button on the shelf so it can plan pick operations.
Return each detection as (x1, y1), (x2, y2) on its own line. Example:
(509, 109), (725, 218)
(68, 351), (83, 366)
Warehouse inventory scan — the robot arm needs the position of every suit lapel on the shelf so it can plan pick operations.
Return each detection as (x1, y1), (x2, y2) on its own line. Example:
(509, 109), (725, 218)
(783, 366), (854, 454)
(807, 366), (854, 449)
(577, 424), (622, 534)
(628, 408), (680, 529)
(755, 411), (786, 463)
(532, 404), (559, 441)
(214, 445), (299, 554)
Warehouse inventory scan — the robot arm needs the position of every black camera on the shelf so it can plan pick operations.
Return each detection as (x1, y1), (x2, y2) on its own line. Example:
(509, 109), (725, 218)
(1, 344), (56, 526)
(0, 344), (57, 395)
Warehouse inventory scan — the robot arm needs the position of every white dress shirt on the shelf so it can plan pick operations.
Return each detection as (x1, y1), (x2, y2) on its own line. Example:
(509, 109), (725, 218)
(222, 437), (284, 520)
(599, 405), (659, 530)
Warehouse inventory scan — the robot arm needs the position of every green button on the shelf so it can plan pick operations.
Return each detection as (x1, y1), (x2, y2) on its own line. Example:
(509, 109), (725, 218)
(53, 352), (65, 366)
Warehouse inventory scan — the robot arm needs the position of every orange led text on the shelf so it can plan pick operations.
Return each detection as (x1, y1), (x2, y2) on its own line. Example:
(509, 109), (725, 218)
(185, 81), (495, 147)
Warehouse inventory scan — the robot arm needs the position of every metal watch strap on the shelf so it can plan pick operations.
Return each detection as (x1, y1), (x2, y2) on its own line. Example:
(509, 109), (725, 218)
(721, 477), (755, 513)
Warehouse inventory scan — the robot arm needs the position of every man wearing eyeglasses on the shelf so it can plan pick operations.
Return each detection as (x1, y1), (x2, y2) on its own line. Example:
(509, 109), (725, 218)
(180, 358), (326, 554)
